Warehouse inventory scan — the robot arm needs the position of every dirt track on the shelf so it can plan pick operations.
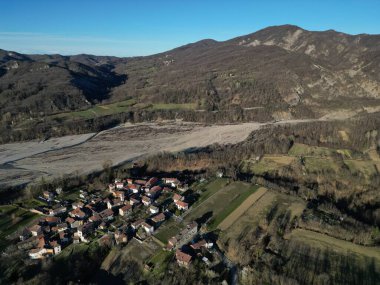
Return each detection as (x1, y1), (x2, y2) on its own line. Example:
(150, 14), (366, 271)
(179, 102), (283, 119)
(218, 187), (268, 231)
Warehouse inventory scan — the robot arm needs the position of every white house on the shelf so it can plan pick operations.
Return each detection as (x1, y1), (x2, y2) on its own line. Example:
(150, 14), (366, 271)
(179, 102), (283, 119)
(149, 205), (159, 215)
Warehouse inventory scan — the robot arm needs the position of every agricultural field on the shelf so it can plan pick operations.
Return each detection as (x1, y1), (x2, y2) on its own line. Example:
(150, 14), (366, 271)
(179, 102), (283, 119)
(288, 143), (355, 159)
(50, 100), (197, 121)
(101, 238), (161, 274)
(240, 155), (295, 175)
(287, 229), (380, 262)
(240, 143), (379, 179)
(58, 188), (81, 202)
(218, 187), (268, 231)
(154, 219), (183, 244)
(149, 103), (197, 110)
(147, 249), (173, 275)
(0, 205), (39, 250)
(184, 180), (259, 230)
(344, 159), (379, 180)
(51, 98), (137, 120)
(21, 198), (47, 209)
(191, 178), (229, 207)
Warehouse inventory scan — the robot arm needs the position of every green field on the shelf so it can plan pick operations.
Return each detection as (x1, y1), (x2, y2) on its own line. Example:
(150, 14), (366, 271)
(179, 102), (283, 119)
(184, 180), (259, 229)
(240, 143), (375, 177)
(344, 159), (379, 179)
(51, 98), (137, 120)
(208, 184), (259, 229)
(147, 249), (173, 275)
(154, 219), (183, 244)
(288, 229), (380, 262)
(191, 178), (229, 207)
(0, 205), (39, 250)
(21, 198), (47, 209)
(149, 103), (197, 110)
(303, 157), (339, 173)
(50, 99), (196, 121)
(59, 188), (81, 201)
(241, 155), (295, 175)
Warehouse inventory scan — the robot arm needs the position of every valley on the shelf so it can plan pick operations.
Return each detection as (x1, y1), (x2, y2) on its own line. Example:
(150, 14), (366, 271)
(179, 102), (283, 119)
(0, 22), (380, 285)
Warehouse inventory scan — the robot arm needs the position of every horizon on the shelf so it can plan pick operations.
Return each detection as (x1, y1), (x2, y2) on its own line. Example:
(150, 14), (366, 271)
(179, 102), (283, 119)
(1, 0), (380, 57)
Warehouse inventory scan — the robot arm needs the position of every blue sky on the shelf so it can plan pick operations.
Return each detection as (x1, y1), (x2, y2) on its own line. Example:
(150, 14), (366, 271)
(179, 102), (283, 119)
(0, 0), (379, 56)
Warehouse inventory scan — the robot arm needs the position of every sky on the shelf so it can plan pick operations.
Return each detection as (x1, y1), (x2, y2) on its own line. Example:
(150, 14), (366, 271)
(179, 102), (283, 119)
(0, 0), (379, 57)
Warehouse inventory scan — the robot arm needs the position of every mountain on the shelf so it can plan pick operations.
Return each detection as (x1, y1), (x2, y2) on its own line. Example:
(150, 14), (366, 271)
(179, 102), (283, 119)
(1, 25), (380, 142)
(111, 24), (380, 110)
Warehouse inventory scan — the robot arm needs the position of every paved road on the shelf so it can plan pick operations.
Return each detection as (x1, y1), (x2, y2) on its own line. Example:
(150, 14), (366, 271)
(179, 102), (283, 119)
(214, 243), (238, 285)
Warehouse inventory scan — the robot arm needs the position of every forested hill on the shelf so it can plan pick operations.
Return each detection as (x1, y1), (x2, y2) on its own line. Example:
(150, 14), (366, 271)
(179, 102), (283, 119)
(1, 25), (380, 142)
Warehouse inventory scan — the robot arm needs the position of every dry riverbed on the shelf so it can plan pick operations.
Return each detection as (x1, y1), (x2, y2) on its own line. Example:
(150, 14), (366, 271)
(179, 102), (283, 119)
(0, 121), (263, 187)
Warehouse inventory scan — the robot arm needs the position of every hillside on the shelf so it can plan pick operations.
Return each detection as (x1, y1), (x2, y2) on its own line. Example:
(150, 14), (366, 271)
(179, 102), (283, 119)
(1, 25), (380, 143)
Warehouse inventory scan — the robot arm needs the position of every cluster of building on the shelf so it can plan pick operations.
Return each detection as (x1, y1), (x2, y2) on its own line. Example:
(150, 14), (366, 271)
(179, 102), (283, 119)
(20, 176), (193, 260)
(166, 221), (214, 267)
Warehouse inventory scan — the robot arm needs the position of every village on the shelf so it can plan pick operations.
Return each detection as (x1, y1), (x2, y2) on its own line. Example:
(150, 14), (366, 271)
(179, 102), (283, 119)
(16, 174), (218, 269)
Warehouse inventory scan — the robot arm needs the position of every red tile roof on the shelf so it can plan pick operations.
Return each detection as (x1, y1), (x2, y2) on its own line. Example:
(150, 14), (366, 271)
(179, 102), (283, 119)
(176, 250), (192, 264)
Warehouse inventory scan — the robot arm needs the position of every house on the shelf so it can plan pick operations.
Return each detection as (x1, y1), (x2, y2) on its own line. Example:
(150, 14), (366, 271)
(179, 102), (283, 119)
(56, 223), (68, 232)
(109, 184), (116, 192)
(114, 191), (125, 201)
(43, 191), (55, 201)
(45, 216), (61, 226)
(147, 186), (162, 199)
(167, 221), (198, 250)
(175, 200), (189, 211)
(89, 214), (101, 223)
(190, 239), (213, 250)
(145, 177), (159, 188)
(99, 209), (114, 221)
(99, 221), (107, 230)
(126, 178), (133, 185)
(79, 192), (89, 200)
(37, 236), (47, 249)
(29, 224), (42, 236)
(129, 197), (140, 206)
(128, 184), (141, 193)
(134, 179), (147, 186)
(72, 220), (84, 229)
(29, 248), (47, 259)
(176, 250), (192, 267)
(69, 208), (86, 219)
(114, 198), (124, 207)
(49, 206), (67, 216)
(216, 171), (224, 178)
(119, 204), (132, 216)
(49, 241), (61, 255)
(107, 198), (123, 209)
(177, 183), (189, 193)
(114, 230), (128, 244)
(77, 222), (95, 242)
(131, 219), (144, 230)
(72, 201), (84, 209)
(19, 228), (31, 241)
(141, 222), (154, 234)
(164, 178), (180, 188)
(173, 193), (183, 203)
(142, 196), (152, 206)
(149, 205), (159, 215)
(151, 213), (166, 225)
(162, 187), (172, 193)
(115, 182), (124, 189)
(65, 217), (75, 227)
(59, 232), (70, 244)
